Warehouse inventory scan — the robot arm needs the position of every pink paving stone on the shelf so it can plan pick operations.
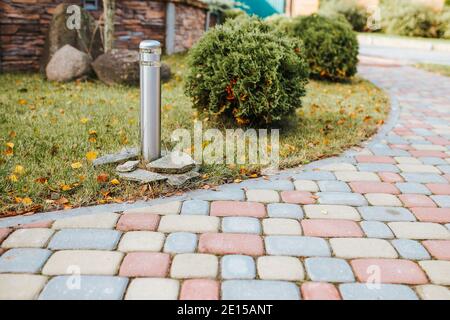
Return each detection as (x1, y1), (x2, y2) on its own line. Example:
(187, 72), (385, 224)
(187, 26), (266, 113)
(301, 219), (364, 238)
(426, 137), (450, 146)
(398, 194), (437, 208)
(378, 172), (404, 183)
(389, 144), (413, 151)
(119, 252), (171, 277)
(422, 240), (450, 261)
(349, 182), (400, 194)
(198, 233), (264, 256)
(351, 259), (428, 285)
(411, 208), (450, 223)
(355, 156), (395, 164)
(179, 279), (220, 300)
(19, 220), (54, 229)
(210, 201), (266, 218)
(301, 282), (341, 300)
(116, 213), (160, 231)
(280, 191), (316, 204)
(0, 228), (12, 245)
(410, 150), (447, 158)
(426, 184), (450, 195)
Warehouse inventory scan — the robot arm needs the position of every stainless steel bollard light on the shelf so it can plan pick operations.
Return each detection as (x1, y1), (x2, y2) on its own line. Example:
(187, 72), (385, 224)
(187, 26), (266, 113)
(140, 40), (162, 162)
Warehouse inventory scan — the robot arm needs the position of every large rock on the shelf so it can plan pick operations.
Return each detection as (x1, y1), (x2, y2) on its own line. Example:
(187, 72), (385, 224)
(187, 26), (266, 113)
(46, 45), (92, 82)
(41, 3), (103, 74)
(92, 49), (140, 85)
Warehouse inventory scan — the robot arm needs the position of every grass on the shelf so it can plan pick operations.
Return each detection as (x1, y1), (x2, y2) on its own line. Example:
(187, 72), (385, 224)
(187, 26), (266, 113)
(415, 63), (450, 77)
(0, 54), (389, 216)
(358, 32), (450, 45)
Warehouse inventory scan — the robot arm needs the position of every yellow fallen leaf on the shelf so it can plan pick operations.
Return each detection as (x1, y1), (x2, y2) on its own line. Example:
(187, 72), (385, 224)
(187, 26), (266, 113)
(6, 142), (14, 149)
(9, 174), (18, 182)
(14, 165), (24, 175)
(80, 117), (89, 124)
(86, 151), (97, 161)
(110, 179), (120, 185)
(18, 99), (27, 105)
(71, 162), (83, 169)
(22, 197), (33, 205)
(88, 129), (97, 135)
(61, 184), (72, 191)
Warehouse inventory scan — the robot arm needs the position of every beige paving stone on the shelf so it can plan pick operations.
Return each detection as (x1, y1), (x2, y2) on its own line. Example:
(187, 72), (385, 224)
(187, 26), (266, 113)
(394, 157), (422, 164)
(304, 205), (361, 221)
(257, 256), (304, 281)
(42, 250), (124, 275)
(118, 231), (165, 252)
(52, 212), (119, 229)
(365, 193), (402, 207)
(411, 144), (447, 151)
(293, 180), (319, 192)
(0, 274), (48, 300)
(158, 215), (220, 233)
(125, 278), (179, 300)
(319, 163), (357, 172)
(330, 238), (398, 258)
(262, 218), (302, 235)
(416, 284), (450, 300)
(1, 228), (54, 249)
(246, 189), (280, 203)
(419, 261), (450, 285)
(388, 222), (450, 240)
(397, 164), (441, 174)
(123, 201), (181, 215)
(334, 171), (380, 182)
(170, 254), (218, 279)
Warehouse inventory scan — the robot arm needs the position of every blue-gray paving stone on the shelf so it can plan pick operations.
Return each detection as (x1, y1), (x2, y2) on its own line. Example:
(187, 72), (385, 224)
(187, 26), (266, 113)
(317, 192), (368, 206)
(391, 239), (430, 260)
(48, 229), (121, 250)
(305, 258), (354, 283)
(39, 276), (128, 300)
(193, 189), (245, 201)
(430, 195), (450, 208)
(386, 135), (407, 144)
(0, 248), (51, 273)
(396, 182), (431, 195)
(265, 236), (330, 257)
(411, 128), (434, 136)
(437, 165), (450, 173)
(163, 232), (197, 253)
(222, 280), (301, 300)
(267, 203), (303, 219)
(318, 180), (350, 192)
(291, 171), (336, 181)
(181, 200), (209, 215)
(221, 255), (256, 279)
(408, 140), (431, 145)
(401, 173), (447, 183)
(360, 221), (394, 239)
(371, 148), (410, 157)
(419, 157), (448, 165)
(357, 163), (399, 173)
(357, 206), (415, 222)
(239, 179), (294, 191)
(339, 283), (418, 300)
(222, 217), (261, 234)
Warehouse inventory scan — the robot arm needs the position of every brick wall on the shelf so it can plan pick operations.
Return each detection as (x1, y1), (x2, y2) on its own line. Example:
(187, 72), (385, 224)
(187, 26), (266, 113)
(0, 0), (209, 72)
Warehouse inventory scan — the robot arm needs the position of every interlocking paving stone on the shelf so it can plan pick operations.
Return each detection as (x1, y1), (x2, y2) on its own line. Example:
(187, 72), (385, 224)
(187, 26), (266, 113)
(119, 252), (171, 277)
(420, 157), (448, 165)
(301, 282), (341, 300)
(318, 180), (350, 192)
(163, 232), (197, 253)
(305, 257), (354, 283)
(221, 255), (256, 279)
(391, 239), (430, 260)
(246, 189), (280, 203)
(170, 254), (218, 279)
(349, 182), (400, 194)
(388, 222), (450, 240)
(48, 229), (121, 250)
(426, 183), (450, 195)
(396, 182), (431, 195)
(397, 164), (441, 174)
(265, 236), (330, 257)
(401, 173), (447, 184)
(317, 192), (368, 206)
(179, 279), (220, 300)
(239, 179), (294, 191)
(158, 215), (220, 233)
(356, 156), (395, 164)
(415, 285), (450, 300)
(398, 194), (437, 207)
(334, 171), (380, 182)
(125, 278), (179, 300)
(339, 283), (418, 300)
(116, 213), (160, 231)
(198, 233), (264, 256)
(357, 163), (400, 172)
(52, 213), (120, 229)
(193, 189), (245, 201)
(357, 206), (416, 222)
(418, 261), (450, 285)
(437, 165), (450, 173)
(319, 163), (356, 171)
(301, 219), (363, 238)
(0, 228), (12, 245)
(1, 228), (54, 249)
(118, 231), (165, 252)
(365, 193), (402, 206)
(20, 220), (54, 228)
(267, 203), (303, 219)
(430, 195), (450, 208)
(262, 218), (302, 235)
(0, 248), (52, 273)
(257, 256), (304, 281)
(222, 217), (261, 234)
(123, 201), (181, 215)
(304, 205), (361, 221)
(293, 180), (319, 192)
(210, 201), (266, 218)
(222, 280), (301, 300)
(360, 221), (394, 239)
(291, 171), (336, 181)
(422, 240), (450, 260)
(42, 250), (124, 276)
(0, 274), (48, 300)
(330, 238), (398, 259)
(39, 276), (128, 300)
(379, 172), (404, 183)
(180, 200), (209, 215)
(280, 191), (316, 204)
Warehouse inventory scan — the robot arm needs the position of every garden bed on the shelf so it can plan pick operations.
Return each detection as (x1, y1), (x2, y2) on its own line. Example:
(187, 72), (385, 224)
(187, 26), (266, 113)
(0, 54), (389, 216)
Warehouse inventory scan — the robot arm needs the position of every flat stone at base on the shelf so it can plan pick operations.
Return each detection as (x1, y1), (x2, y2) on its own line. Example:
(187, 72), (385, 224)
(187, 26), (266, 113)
(166, 170), (200, 187)
(147, 152), (195, 174)
(116, 160), (140, 173)
(118, 169), (167, 184)
(222, 280), (301, 300)
(93, 147), (139, 167)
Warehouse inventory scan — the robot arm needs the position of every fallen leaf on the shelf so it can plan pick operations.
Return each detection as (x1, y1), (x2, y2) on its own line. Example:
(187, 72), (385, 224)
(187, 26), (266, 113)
(9, 174), (18, 182)
(14, 165), (24, 175)
(5, 142), (14, 149)
(86, 151), (97, 161)
(61, 184), (72, 191)
(97, 173), (109, 183)
(35, 177), (48, 184)
(71, 162), (83, 169)
(110, 178), (120, 185)
(80, 117), (89, 124)
(18, 99), (27, 105)
(22, 197), (33, 205)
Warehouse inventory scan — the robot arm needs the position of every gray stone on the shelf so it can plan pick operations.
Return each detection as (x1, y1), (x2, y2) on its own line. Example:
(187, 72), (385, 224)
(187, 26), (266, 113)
(163, 232), (197, 253)
(419, 157), (447, 165)
(92, 49), (140, 85)
(147, 152), (195, 174)
(339, 283), (418, 300)
(222, 217), (261, 234)
(291, 171), (336, 181)
(360, 221), (394, 239)
(48, 229), (122, 250)
(357, 164), (400, 172)
(317, 192), (368, 206)
(401, 173), (447, 184)
(93, 147), (139, 167)
(358, 206), (416, 222)
(46, 45), (92, 82)
(265, 236), (330, 257)
(221, 255), (256, 279)
(318, 180), (350, 192)
(117, 169), (167, 184)
(181, 200), (209, 215)
(391, 239), (431, 260)
(192, 189), (245, 201)
(305, 257), (355, 282)
(267, 203), (303, 219)
(116, 160), (140, 173)
(0, 248), (51, 273)
(222, 280), (301, 300)
(396, 182), (431, 195)
(166, 170), (200, 187)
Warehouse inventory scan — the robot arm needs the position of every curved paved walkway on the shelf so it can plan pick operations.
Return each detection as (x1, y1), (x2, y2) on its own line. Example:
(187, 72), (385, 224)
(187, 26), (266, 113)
(1, 58), (450, 300)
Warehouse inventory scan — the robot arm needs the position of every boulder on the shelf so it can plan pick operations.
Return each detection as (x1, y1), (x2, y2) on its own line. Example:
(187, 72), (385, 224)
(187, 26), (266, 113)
(41, 3), (103, 73)
(92, 49), (140, 85)
(46, 45), (92, 82)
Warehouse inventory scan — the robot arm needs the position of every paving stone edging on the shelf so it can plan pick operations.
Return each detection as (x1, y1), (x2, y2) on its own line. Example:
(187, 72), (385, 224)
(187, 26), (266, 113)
(358, 34), (450, 53)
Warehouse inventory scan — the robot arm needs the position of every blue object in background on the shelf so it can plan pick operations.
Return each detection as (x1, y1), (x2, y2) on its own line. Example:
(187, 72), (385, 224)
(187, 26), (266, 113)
(241, 0), (286, 18)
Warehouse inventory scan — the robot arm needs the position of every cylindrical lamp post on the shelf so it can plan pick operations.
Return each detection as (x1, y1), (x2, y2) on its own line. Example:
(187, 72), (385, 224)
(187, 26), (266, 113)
(139, 40), (162, 162)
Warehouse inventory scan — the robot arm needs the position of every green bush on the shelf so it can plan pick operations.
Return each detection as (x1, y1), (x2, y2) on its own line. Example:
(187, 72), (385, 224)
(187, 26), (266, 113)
(438, 8), (450, 39)
(223, 8), (246, 22)
(291, 14), (358, 81)
(265, 14), (295, 34)
(185, 17), (309, 126)
(320, 0), (369, 32)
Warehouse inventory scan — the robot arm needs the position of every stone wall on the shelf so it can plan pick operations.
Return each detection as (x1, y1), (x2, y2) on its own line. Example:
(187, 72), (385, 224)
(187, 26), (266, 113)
(0, 0), (209, 72)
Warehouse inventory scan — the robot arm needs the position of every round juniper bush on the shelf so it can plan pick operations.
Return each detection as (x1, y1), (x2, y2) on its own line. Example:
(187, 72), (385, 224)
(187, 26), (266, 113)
(185, 17), (309, 126)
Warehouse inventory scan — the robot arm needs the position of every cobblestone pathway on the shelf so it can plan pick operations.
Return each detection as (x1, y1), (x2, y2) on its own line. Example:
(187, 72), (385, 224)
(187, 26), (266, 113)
(1, 58), (450, 300)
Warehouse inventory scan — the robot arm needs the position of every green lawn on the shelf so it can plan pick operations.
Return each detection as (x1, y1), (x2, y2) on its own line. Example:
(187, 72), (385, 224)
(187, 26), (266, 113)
(0, 54), (389, 216)
(415, 63), (450, 77)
